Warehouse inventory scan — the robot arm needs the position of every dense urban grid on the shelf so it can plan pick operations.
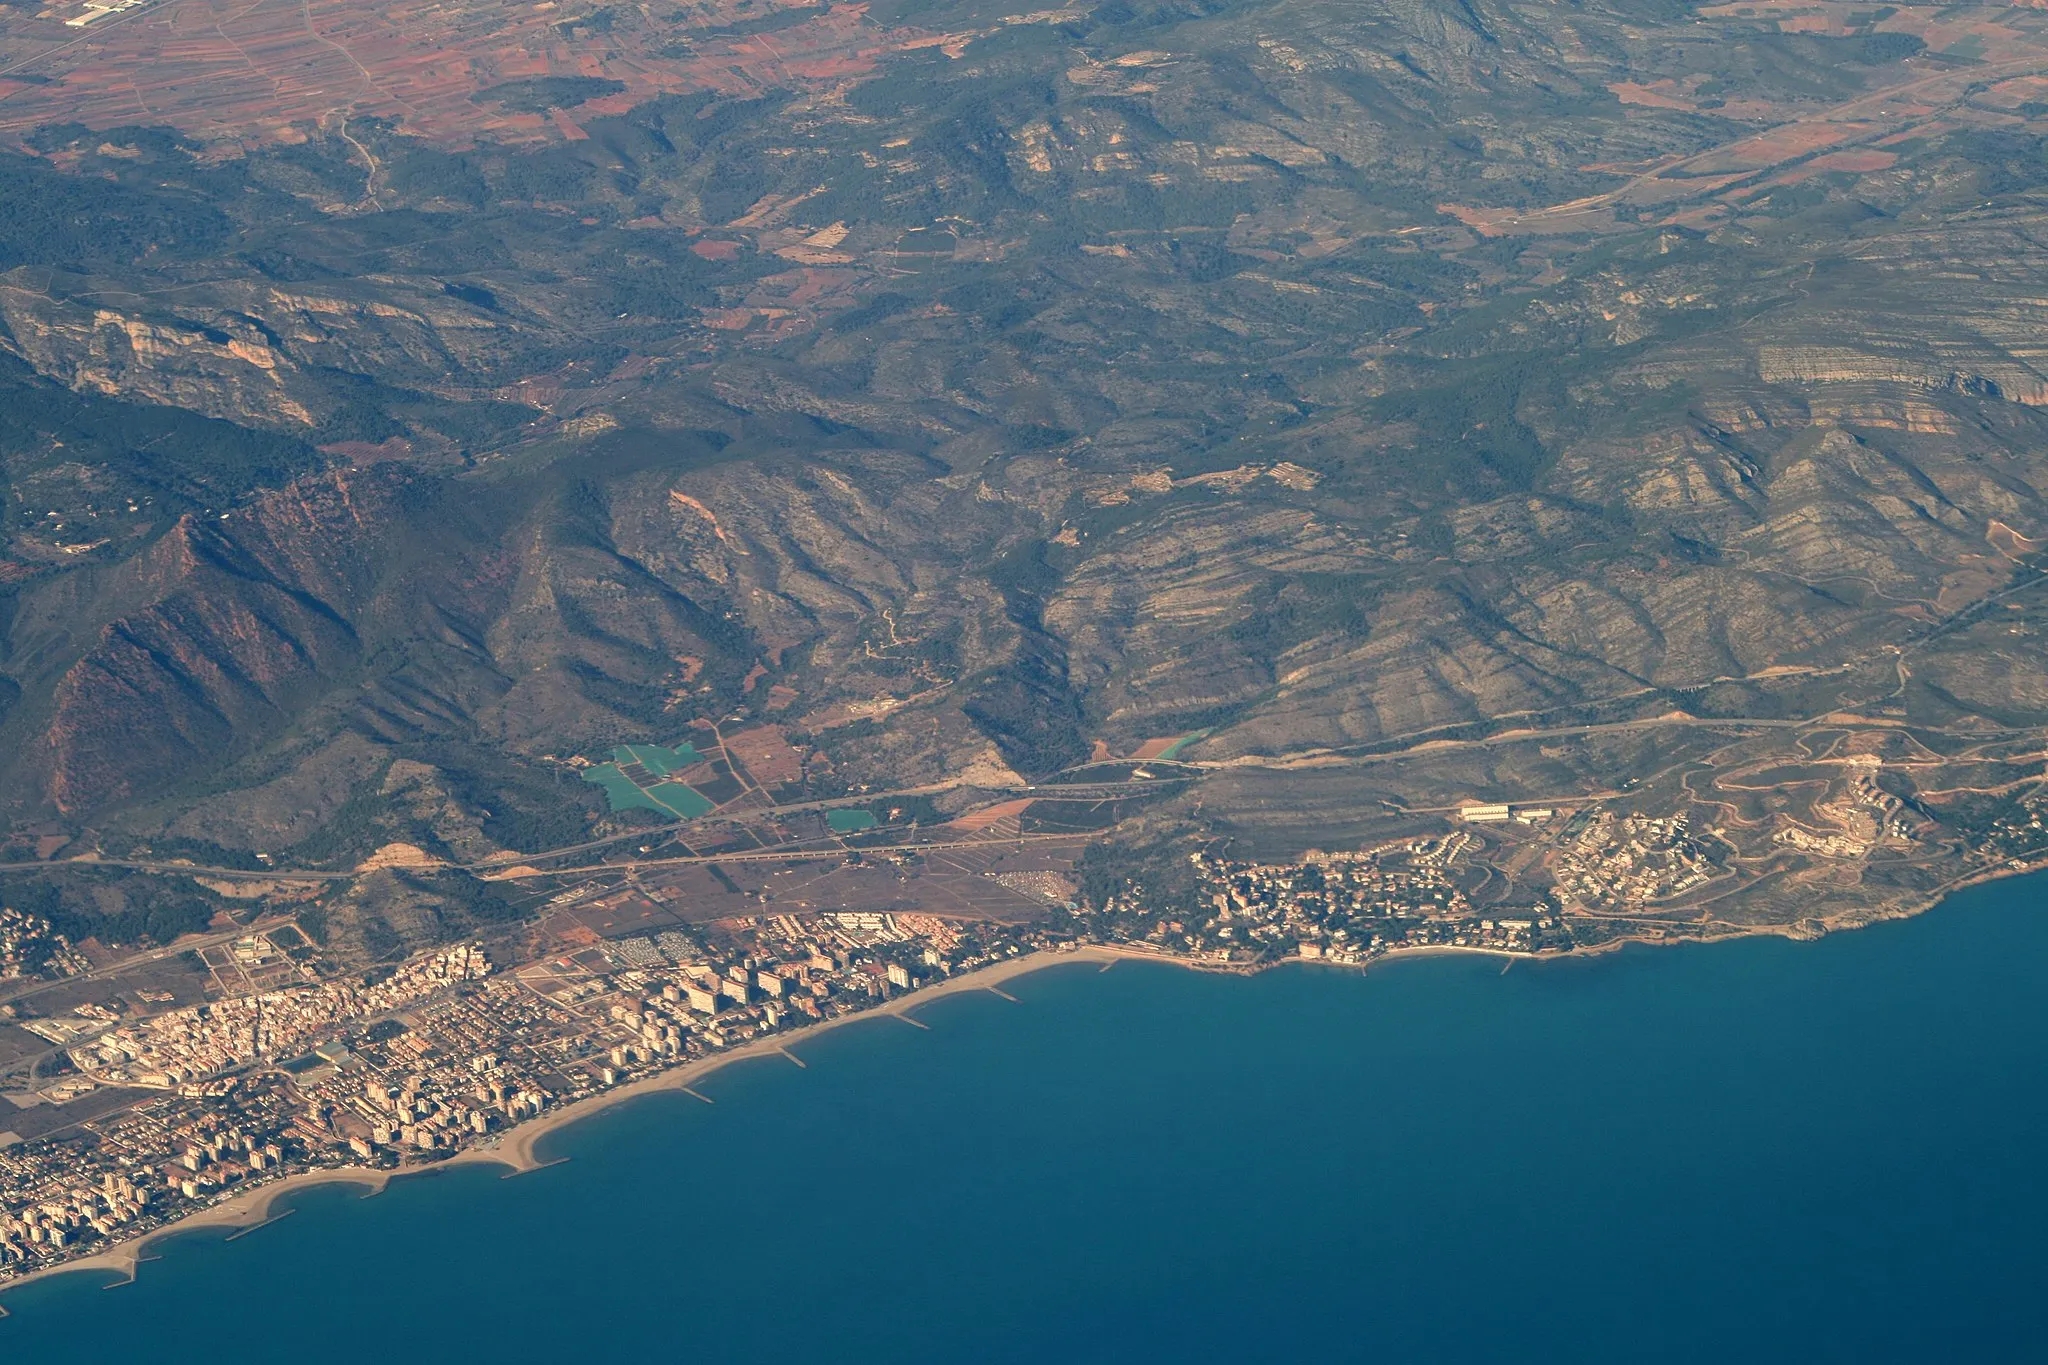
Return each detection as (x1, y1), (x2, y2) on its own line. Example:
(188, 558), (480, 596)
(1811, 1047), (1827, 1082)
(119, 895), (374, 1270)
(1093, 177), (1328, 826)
(0, 909), (1046, 1277)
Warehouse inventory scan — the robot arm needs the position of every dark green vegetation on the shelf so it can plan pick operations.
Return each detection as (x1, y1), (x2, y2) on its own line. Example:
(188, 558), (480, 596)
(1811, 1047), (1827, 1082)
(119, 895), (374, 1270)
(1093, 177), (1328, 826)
(0, 868), (223, 949)
(474, 77), (629, 113)
(0, 150), (228, 270)
(4, 0), (2048, 945)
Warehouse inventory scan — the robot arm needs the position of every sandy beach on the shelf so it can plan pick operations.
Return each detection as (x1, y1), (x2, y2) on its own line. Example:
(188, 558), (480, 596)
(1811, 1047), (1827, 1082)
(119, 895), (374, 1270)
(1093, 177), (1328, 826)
(1, 884), (2008, 1311)
(0, 930), (1761, 1308)
(0, 1165), (396, 1310)
(411, 939), (1553, 1176)
(469, 945), (1116, 1172)
(0, 946), (1115, 1308)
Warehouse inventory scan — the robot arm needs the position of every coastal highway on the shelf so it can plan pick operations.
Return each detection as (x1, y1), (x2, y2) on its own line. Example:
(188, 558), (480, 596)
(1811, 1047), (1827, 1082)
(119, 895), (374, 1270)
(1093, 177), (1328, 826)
(465, 776), (1191, 869)
(473, 780), (976, 868)
(0, 776), (1184, 888)
(1199, 711), (2048, 774)
(1198, 713), (1821, 772)
(482, 831), (1094, 880)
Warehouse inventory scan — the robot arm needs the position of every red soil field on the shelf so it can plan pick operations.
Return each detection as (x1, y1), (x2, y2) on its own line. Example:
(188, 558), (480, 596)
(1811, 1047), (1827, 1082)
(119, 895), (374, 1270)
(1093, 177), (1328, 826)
(0, 0), (965, 150)
(945, 798), (1034, 832)
(723, 725), (804, 788)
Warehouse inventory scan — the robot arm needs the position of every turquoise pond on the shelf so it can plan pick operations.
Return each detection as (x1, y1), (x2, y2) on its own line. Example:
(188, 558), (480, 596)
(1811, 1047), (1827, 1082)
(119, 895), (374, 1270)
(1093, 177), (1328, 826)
(826, 808), (879, 832)
(579, 742), (711, 817)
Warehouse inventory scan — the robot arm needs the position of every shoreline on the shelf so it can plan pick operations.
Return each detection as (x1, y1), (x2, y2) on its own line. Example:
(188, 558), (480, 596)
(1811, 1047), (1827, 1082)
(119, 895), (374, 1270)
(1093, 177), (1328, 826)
(0, 947), (1113, 1308)
(462, 945), (1117, 1174)
(0, 1165), (396, 1311)
(4, 857), (2039, 1311)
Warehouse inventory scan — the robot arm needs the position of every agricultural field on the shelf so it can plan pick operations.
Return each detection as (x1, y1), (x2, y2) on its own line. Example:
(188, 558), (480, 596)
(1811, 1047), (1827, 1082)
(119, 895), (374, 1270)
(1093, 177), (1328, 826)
(0, 0), (968, 150)
(722, 725), (805, 789)
(579, 743), (715, 819)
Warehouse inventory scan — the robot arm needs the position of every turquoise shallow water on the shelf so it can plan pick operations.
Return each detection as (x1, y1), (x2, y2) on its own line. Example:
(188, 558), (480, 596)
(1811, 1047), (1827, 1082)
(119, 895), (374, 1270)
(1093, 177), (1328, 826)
(4, 875), (2047, 1362)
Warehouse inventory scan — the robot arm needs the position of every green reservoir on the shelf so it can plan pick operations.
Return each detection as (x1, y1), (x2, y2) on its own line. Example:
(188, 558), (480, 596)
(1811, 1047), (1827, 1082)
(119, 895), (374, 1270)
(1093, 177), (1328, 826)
(644, 782), (713, 818)
(613, 742), (700, 774)
(826, 809), (879, 833)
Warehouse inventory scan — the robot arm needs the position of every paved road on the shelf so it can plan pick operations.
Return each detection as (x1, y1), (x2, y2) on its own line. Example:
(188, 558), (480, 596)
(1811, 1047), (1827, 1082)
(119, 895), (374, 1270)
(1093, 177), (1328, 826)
(0, 857), (349, 884)
(0, 776), (1188, 887)
(484, 831), (1093, 880)
(1197, 709), (2048, 774)
(0, 914), (294, 1010)
(473, 781), (972, 867)
(1196, 713), (1816, 773)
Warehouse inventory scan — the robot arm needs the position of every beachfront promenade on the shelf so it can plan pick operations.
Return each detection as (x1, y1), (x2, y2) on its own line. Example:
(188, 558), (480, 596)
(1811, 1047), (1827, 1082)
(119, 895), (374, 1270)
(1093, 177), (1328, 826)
(0, 827), (1781, 1299)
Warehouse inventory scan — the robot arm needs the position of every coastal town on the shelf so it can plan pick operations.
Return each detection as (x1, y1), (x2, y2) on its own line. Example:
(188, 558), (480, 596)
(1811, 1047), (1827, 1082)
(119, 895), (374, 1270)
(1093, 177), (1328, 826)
(0, 816), (1584, 1285)
(0, 908), (1055, 1282)
(0, 910), (86, 985)
(0, 738), (2035, 1294)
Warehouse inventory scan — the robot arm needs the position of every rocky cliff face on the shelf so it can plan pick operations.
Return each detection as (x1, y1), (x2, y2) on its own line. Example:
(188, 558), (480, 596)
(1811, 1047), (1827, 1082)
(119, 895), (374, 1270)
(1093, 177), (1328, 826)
(0, 269), (566, 435)
(0, 285), (317, 426)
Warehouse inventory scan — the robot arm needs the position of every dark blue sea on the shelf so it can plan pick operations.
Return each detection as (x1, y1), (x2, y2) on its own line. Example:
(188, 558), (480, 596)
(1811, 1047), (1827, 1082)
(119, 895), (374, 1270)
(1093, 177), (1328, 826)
(5, 876), (2047, 1362)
